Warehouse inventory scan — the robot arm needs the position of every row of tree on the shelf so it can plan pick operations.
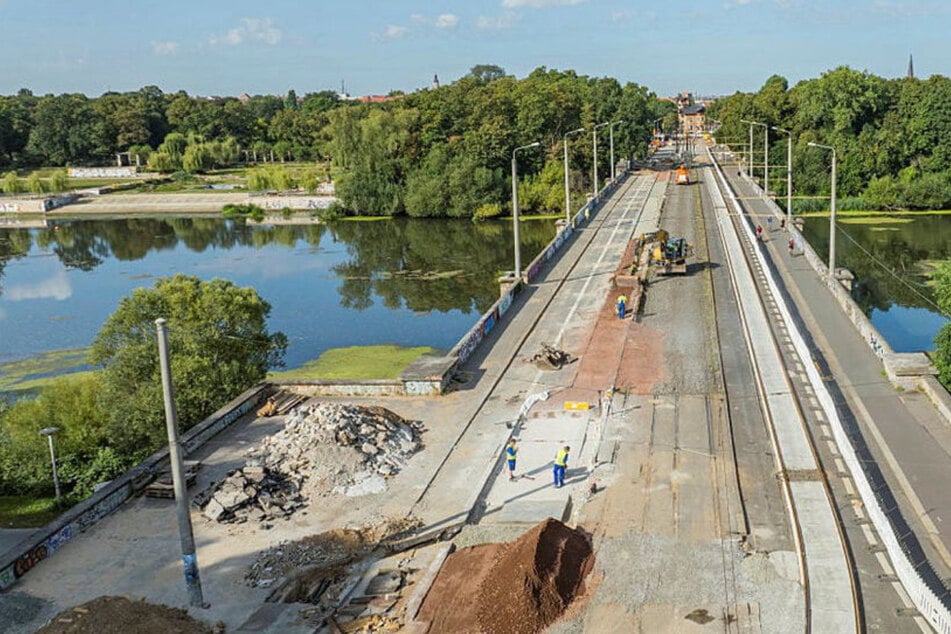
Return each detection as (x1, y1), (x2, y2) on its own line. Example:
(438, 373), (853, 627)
(328, 66), (666, 217)
(0, 67), (672, 217)
(710, 68), (951, 210)
(0, 86), (339, 169)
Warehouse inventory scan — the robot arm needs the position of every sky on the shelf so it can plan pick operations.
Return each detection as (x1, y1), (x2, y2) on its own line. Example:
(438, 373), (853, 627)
(0, 0), (946, 99)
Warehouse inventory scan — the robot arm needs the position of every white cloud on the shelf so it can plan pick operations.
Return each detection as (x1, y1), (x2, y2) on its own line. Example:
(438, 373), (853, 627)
(151, 41), (179, 55)
(435, 13), (460, 28)
(411, 13), (460, 29)
(502, 0), (586, 7)
(6, 270), (72, 302)
(210, 18), (283, 47)
(383, 24), (409, 38)
(476, 12), (517, 29)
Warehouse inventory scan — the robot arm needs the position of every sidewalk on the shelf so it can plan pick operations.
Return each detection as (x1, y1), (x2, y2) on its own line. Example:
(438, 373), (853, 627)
(725, 167), (951, 581)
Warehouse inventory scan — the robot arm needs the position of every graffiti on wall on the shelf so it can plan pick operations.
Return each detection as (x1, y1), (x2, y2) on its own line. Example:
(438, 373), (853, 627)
(0, 202), (21, 213)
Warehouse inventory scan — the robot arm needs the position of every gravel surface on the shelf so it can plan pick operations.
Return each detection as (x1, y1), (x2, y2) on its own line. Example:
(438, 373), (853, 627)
(0, 591), (52, 634)
(547, 535), (804, 633)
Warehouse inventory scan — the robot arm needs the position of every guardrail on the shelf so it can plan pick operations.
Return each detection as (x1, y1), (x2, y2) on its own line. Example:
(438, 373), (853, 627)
(0, 383), (269, 591)
(711, 147), (951, 632)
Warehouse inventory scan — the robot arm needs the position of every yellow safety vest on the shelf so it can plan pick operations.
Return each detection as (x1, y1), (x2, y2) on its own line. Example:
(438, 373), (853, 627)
(554, 448), (569, 467)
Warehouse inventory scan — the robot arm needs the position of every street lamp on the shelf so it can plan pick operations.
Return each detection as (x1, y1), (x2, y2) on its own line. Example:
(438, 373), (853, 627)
(593, 122), (610, 200)
(512, 141), (542, 278)
(609, 120), (625, 181)
(741, 119), (767, 187)
(39, 427), (61, 501)
(772, 126), (793, 226)
(808, 142), (837, 282)
(563, 127), (585, 224)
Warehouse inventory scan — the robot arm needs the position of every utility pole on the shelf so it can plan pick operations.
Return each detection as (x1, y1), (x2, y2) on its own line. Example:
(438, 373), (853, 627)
(156, 318), (205, 608)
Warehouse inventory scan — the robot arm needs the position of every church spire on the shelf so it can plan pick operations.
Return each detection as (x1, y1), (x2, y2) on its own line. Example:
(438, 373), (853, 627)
(908, 54), (914, 79)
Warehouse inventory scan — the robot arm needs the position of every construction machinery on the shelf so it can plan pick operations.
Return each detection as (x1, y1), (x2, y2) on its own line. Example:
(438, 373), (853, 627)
(675, 165), (690, 185)
(651, 232), (694, 274)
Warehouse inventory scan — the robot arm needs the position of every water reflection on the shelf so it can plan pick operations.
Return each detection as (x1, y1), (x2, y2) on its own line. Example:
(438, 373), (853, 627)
(0, 216), (556, 367)
(801, 215), (951, 352)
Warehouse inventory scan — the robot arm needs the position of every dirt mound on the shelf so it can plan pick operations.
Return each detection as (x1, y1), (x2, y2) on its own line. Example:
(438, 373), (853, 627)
(418, 519), (594, 634)
(477, 519), (594, 633)
(37, 596), (216, 634)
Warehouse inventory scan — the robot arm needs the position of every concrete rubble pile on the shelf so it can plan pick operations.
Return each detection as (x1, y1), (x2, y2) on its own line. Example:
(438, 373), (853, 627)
(199, 464), (302, 524)
(198, 402), (423, 524)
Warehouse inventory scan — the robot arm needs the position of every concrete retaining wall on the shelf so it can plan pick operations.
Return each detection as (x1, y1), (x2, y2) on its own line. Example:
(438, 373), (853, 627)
(247, 195), (336, 211)
(0, 384), (269, 591)
(0, 195), (77, 213)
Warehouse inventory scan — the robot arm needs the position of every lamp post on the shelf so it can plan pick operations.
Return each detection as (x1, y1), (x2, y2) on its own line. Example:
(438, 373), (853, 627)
(512, 141), (542, 278)
(808, 142), (837, 281)
(563, 127), (585, 224)
(592, 122), (610, 200)
(772, 126), (793, 226)
(741, 119), (767, 187)
(740, 119), (754, 176)
(156, 318), (205, 607)
(609, 120), (625, 181)
(38, 427), (61, 501)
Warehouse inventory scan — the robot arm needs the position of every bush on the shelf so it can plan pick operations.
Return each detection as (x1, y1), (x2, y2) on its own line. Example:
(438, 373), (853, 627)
(473, 203), (502, 221)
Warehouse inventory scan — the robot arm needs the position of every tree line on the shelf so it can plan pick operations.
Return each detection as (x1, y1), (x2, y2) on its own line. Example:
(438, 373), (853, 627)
(0, 66), (671, 217)
(710, 67), (951, 211)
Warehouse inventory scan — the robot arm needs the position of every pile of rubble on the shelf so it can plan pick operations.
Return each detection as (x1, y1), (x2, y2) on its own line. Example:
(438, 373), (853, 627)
(197, 403), (423, 524)
(199, 464), (303, 524)
(530, 343), (576, 371)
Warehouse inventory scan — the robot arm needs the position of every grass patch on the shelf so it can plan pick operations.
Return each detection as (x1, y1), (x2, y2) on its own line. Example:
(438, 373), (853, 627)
(0, 496), (62, 528)
(838, 216), (913, 225)
(0, 348), (91, 393)
(269, 345), (436, 381)
(799, 209), (951, 218)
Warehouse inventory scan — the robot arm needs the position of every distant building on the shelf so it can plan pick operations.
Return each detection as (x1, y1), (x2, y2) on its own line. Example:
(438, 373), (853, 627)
(908, 54), (915, 79)
(238, 93), (251, 103)
(680, 104), (707, 135)
(433, 74), (440, 89)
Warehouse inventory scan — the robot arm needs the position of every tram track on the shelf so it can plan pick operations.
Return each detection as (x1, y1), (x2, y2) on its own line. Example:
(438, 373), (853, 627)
(705, 147), (861, 632)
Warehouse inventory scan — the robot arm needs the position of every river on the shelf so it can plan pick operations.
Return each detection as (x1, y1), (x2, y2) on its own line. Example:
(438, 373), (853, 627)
(0, 216), (556, 377)
(800, 214), (951, 352)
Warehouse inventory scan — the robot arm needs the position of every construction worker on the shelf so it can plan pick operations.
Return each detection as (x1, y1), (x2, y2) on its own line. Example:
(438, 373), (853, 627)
(616, 294), (628, 319)
(505, 438), (518, 480)
(553, 445), (569, 488)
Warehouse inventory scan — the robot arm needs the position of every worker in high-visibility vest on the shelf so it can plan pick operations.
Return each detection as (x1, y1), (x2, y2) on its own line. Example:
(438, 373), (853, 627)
(505, 438), (518, 480)
(553, 445), (570, 488)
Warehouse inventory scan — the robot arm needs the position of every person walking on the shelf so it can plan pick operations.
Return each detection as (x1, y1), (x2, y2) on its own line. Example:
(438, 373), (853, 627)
(553, 445), (569, 488)
(616, 294), (628, 319)
(788, 237), (795, 255)
(756, 225), (764, 242)
(505, 438), (518, 480)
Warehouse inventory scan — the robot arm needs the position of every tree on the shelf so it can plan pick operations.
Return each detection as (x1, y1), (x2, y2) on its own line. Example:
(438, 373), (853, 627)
(2, 171), (23, 193)
(90, 275), (287, 451)
(469, 65), (506, 83)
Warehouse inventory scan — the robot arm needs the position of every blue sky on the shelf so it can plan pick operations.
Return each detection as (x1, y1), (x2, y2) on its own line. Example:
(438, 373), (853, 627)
(1, 0), (946, 98)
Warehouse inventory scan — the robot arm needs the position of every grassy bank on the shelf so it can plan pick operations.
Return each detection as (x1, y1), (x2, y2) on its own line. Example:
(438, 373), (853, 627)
(0, 496), (61, 528)
(269, 344), (437, 381)
(0, 348), (91, 394)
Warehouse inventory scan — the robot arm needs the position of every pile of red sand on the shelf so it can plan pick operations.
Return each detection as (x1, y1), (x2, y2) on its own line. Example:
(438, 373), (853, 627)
(37, 596), (216, 634)
(418, 518), (594, 634)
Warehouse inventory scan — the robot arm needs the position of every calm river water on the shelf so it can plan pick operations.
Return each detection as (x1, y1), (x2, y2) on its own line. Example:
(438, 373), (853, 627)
(800, 214), (951, 352)
(0, 216), (556, 370)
